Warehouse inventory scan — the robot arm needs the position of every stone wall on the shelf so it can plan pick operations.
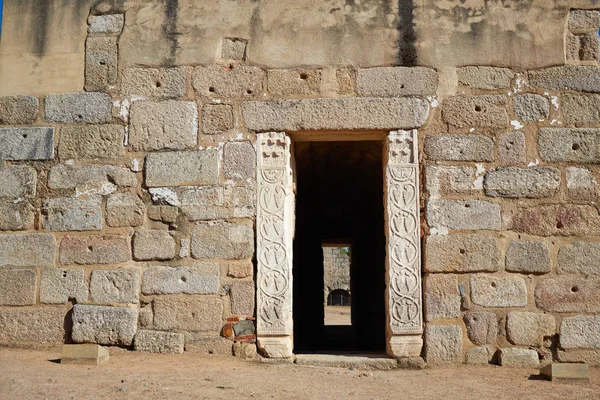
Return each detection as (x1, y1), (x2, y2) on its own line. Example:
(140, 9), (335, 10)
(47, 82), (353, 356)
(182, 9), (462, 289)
(0, 3), (599, 365)
(323, 247), (351, 304)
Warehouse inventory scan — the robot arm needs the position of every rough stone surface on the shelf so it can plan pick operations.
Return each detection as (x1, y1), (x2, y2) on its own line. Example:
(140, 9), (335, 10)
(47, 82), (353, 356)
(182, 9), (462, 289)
(40, 268), (87, 304)
(0, 269), (36, 306)
(228, 261), (253, 278)
(566, 167), (598, 200)
(0, 234), (56, 267)
(356, 66), (438, 96)
(191, 221), (254, 260)
(121, 67), (187, 98)
(528, 66), (600, 93)
(497, 131), (526, 165)
(506, 312), (555, 346)
(85, 36), (118, 91)
(464, 312), (497, 345)
(71, 305), (138, 346)
(465, 347), (490, 364)
(558, 242), (600, 275)
(153, 296), (223, 332)
(145, 150), (219, 187)
(220, 38), (247, 61)
(569, 10), (600, 30)
(538, 128), (600, 164)
(44, 92), (112, 123)
(566, 33), (581, 62)
(129, 101), (198, 151)
(470, 275), (527, 308)
(457, 66), (514, 89)
(60, 235), (131, 265)
(58, 125), (124, 160)
(202, 104), (234, 134)
(0, 127), (54, 160)
(513, 94), (549, 122)
(230, 279), (255, 315)
(579, 33), (600, 61)
(424, 134), (494, 162)
(511, 204), (600, 237)
(184, 336), (232, 355)
(90, 269), (140, 304)
(106, 193), (145, 228)
(88, 14), (124, 34)
(424, 325), (463, 365)
(0, 96), (39, 124)
(48, 165), (136, 191)
(241, 97), (429, 131)
(133, 230), (176, 261)
(0, 166), (36, 198)
(0, 201), (34, 231)
(557, 349), (600, 365)
(424, 165), (476, 197)
(147, 205), (179, 223)
(505, 241), (551, 274)
(560, 316), (600, 349)
(484, 167), (560, 198)
(177, 186), (255, 220)
(442, 95), (509, 128)
(192, 65), (265, 98)
(426, 200), (501, 231)
(0, 307), (65, 346)
(223, 141), (255, 180)
(141, 263), (220, 295)
(498, 348), (540, 368)
(424, 234), (499, 273)
(134, 330), (184, 354)
(424, 274), (460, 322)
(562, 94), (600, 125)
(42, 197), (103, 231)
(267, 69), (322, 97)
(535, 277), (600, 313)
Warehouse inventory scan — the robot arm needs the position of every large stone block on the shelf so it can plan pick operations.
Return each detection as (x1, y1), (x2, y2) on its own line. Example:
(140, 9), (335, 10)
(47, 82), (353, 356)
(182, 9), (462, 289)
(48, 165), (137, 190)
(0, 307), (65, 346)
(184, 335), (233, 355)
(560, 316), (600, 349)
(566, 167), (598, 200)
(141, 262), (220, 295)
(497, 131), (526, 165)
(220, 38), (247, 61)
(267, 69), (322, 97)
(40, 268), (88, 304)
(45, 92), (112, 123)
(535, 277), (600, 313)
(562, 94), (600, 125)
(505, 241), (551, 274)
(511, 204), (600, 236)
(465, 347), (490, 364)
(223, 142), (256, 180)
(191, 221), (254, 260)
(42, 197), (103, 231)
(457, 66), (514, 89)
(106, 193), (145, 228)
(424, 165), (476, 197)
(180, 186), (255, 220)
(129, 100), (198, 151)
(356, 67), (438, 96)
(0, 127), (54, 160)
(0, 201), (34, 231)
(192, 65), (265, 98)
(60, 235), (131, 265)
(0, 234), (56, 267)
(484, 167), (560, 198)
(0, 269), (36, 306)
(424, 325), (463, 365)
(506, 312), (555, 347)
(464, 311), (497, 345)
(241, 97), (429, 131)
(0, 96), (39, 124)
(558, 242), (600, 275)
(153, 296), (223, 332)
(228, 261), (253, 278)
(528, 66), (600, 93)
(569, 10), (600, 30)
(424, 274), (460, 322)
(58, 125), (125, 160)
(425, 234), (499, 273)
(442, 95), (508, 129)
(0, 166), (36, 199)
(426, 200), (501, 231)
(121, 67), (187, 98)
(90, 269), (139, 304)
(71, 305), (138, 346)
(230, 279), (255, 316)
(579, 33), (600, 61)
(134, 330), (184, 354)
(85, 36), (118, 91)
(202, 104), (234, 134)
(424, 134), (494, 162)
(470, 274), (527, 308)
(133, 230), (176, 261)
(513, 94), (549, 122)
(557, 349), (600, 365)
(538, 128), (600, 164)
(87, 14), (124, 34)
(145, 150), (219, 187)
(498, 348), (539, 368)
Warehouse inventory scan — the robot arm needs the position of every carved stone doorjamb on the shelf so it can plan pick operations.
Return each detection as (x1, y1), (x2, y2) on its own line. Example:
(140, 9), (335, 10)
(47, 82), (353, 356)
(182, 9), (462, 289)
(384, 130), (423, 358)
(255, 132), (295, 358)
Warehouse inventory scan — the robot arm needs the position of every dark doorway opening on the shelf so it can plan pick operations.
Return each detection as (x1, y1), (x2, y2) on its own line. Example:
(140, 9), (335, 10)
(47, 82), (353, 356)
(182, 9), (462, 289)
(292, 141), (386, 353)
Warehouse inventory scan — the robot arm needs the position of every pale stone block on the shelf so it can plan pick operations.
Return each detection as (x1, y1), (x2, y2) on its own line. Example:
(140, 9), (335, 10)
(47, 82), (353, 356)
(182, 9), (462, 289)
(424, 325), (463, 365)
(268, 69), (322, 97)
(145, 150), (219, 187)
(484, 167), (560, 198)
(202, 104), (234, 134)
(0, 127), (54, 160)
(0, 234), (56, 267)
(0, 201), (34, 231)
(0, 269), (36, 306)
(58, 125), (125, 160)
(498, 348), (539, 368)
(424, 165), (476, 197)
(45, 92), (112, 123)
(579, 33), (600, 61)
(121, 67), (187, 98)
(566, 167), (598, 200)
(153, 296), (223, 332)
(557, 349), (600, 365)
(133, 230), (176, 261)
(538, 128), (600, 163)
(60, 235), (131, 265)
(106, 193), (145, 228)
(138, 305), (153, 329)
(0, 96), (39, 124)
(513, 94), (549, 122)
(61, 344), (110, 365)
(463, 311), (498, 345)
(85, 36), (118, 91)
(457, 66), (514, 89)
(497, 131), (526, 165)
(220, 38), (247, 61)
(0, 307), (65, 346)
(48, 165), (137, 190)
(540, 363), (590, 383)
(88, 14), (124, 34)
(424, 134), (494, 162)
(536, 277), (600, 313)
(512, 204), (600, 236)
(227, 261), (253, 278)
(465, 347), (490, 364)
(569, 10), (600, 31)
(356, 66), (438, 96)
(505, 241), (551, 274)
(558, 242), (600, 275)
(141, 263), (220, 295)
(234, 341), (258, 359)
(191, 221), (254, 260)
(425, 234), (499, 273)
(470, 275), (527, 308)
(424, 274), (460, 322)
(40, 268), (88, 304)
(230, 279), (254, 315)
(90, 269), (140, 304)
(42, 197), (103, 231)
(257, 336), (294, 359)
(223, 141), (255, 180)
(529, 66), (600, 93)
(563, 94), (600, 125)
(442, 95), (509, 128)
(147, 205), (179, 223)
(0, 166), (36, 198)
(426, 200), (501, 231)
(72, 305), (138, 346)
(506, 312), (555, 346)
(184, 335), (232, 355)
(192, 65), (265, 98)
(134, 330), (184, 354)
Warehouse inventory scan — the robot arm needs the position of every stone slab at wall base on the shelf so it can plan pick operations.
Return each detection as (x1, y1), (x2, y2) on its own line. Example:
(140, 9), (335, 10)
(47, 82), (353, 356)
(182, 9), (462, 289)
(257, 336), (294, 359)
(387, 335), (423, 358)
(540, 363), (590, 383)
(61, 344), (109, 366)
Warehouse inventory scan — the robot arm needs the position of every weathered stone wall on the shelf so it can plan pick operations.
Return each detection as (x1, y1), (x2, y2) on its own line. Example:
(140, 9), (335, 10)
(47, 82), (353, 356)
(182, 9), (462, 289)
(323, 247), (351, 303)
(0, 3), (599, 365)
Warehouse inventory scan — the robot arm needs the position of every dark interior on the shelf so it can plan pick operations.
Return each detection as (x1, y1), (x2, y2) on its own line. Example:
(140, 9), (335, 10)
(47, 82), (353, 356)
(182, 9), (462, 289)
(292, 141), (386, 353)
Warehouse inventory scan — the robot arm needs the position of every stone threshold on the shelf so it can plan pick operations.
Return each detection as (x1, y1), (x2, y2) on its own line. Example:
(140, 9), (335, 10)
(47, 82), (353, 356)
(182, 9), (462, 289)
(293, 353), (399, 370)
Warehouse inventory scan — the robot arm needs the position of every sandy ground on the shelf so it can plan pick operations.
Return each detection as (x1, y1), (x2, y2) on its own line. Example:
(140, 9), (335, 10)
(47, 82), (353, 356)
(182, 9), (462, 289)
(324, 306), (351, 325)
(0, 348), (599, 400)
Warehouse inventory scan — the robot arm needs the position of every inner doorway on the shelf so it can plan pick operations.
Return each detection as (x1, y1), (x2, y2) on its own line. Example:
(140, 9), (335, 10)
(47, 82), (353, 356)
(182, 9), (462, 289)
(292, 141), (386, 353)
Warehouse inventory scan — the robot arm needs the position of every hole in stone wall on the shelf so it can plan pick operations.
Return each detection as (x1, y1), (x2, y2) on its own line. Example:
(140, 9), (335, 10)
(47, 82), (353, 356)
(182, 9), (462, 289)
(99, 61), (106, 66)
(155, 81), (162, 88)
(62, 271), (68, 278)
(181, 276), (187, 283)
(87, 245), (93, 252)
(557, 221), (564, 229)
(571, 286), (579, 293)
(459, 249), (466, 254)
(464, 203), (471, 208)
(572, 143), (580, 150)
(400, 84), (405, 89)
(22, 134), (27, 139)
(209, 87), (215, 93)
(490, 281), (497, 288)
(475, 105), (482, 112)
(246, 89), (253, 95)
(77, 115), (83, 120)
(299, 72), (309, 80)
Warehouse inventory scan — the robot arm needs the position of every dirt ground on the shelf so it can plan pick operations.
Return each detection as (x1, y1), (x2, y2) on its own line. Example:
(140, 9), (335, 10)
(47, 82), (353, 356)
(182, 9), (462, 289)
(0, 347), (599, 400)
(324, 306), (351, 325)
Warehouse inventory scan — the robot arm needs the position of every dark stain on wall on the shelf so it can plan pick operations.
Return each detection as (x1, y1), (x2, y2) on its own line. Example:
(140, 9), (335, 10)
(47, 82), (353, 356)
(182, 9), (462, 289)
(396, 0), (417, 66)
(162, 0), (180, 66)
(31, 0), (51, 55)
